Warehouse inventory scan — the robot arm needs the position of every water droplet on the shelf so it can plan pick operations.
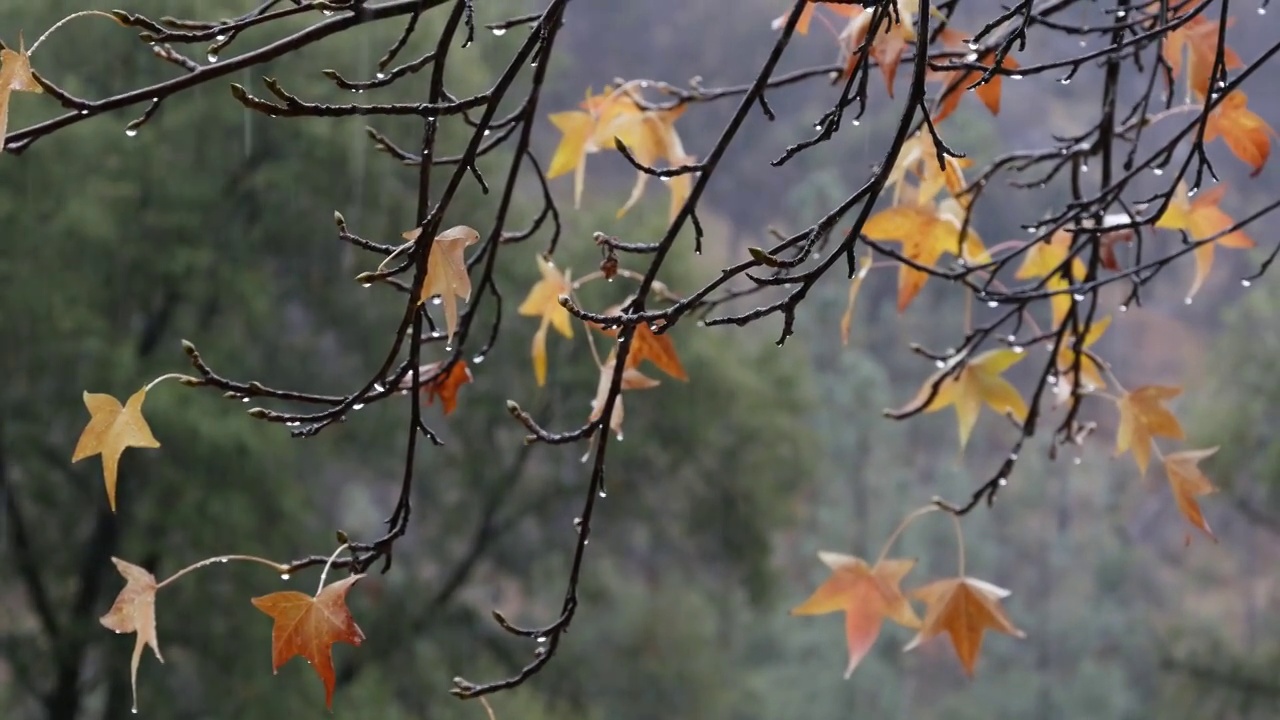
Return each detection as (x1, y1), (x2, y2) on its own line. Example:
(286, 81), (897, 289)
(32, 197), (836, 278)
(483, 129), (491, 136)
(1010, 73), (1024, 80)
(1072, 293), (1085, 301)
(997, 477), (1008, 486)
(987, 300), (999, 308)
(241, 397), (250, 403)
(1073, 456), (1082, 465)
(280, 573), (291, 580)
(1008, 452), (1019, 461)
(1119, 304), (1128, 312)
(491, 27), (507, 36)
(1080, 164), (1089, 173)
(352, 403), (365, 410)
(1258, 6), (1268, 14)
(206, 52), (218, 63)
(934, 359), (946, 368)
(375, 72), (387, 80)
(218, 558), (230, 563)
(215, 34), (228, 42)
(431, 296), (443, 305)
(1012, 345), (1025, 354)
(321, 9), (334, 15)
(1059, 77), (1072, 85)
(598, 489), (607, 498)
(966, 41), (979, 50)
(536, 636), (547, 643)
(1184, 296), (1193, 305)
(1079, 39), (1088, 48)
(1115, 10), (1128, 17)
(1152, 167), (1164, 176)
(431, 330), (443, 338)
(851, 119), (860, 126)
(472, 354), (486, 364)
(79, 109), (90, 115)
(1241, 279), (1252, 287)
(965, 52), (979, 62)
(125, 128), (138, 137)
(462, 39), (473, 48)
(132, 708), (138, 714)
(814, 122), (823, 131)
(286, 421), (301, 427)
(444, 344), (453, 352)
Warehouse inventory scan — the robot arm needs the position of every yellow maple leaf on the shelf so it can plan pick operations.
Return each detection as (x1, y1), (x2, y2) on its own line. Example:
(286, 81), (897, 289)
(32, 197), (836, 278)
(791, 551), (921, 678)
(864, 198), (988, 312)
(1155, 182), (1255, 300)
(72, 389), (160, 512)
(1114, 385), (1185, 474)
(903, 576), (1025, 676)
(404, 225), (479, 345)
(1, 34), (43, 153)
(517, 255), (574, 386)
(892, 348), (1026, 450)
(1054, 314), (1111, 404)
(1162, 447), (1219, 543)
(886, 130), (971, 208)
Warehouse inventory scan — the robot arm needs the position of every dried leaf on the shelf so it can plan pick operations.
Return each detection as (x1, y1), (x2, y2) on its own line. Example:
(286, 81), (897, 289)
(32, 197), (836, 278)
(406, 225), (480, 344)
(0, 34), (43, 153)
(840, 252), (874, 345)
(101, 558), (164, 713)
(72, 388), (160, 512)
(791, 552), (921, 678)
(517, 255), (574, 386)
(402, 360), (473, 415)
(1163, 447), (1219, 543)
(1115, 385), (1185, 474)
(252, 575), (366, 709)
(903, 576), (1025, 676)
(594, 308), (688, 381)
(588, 354), (660, 439)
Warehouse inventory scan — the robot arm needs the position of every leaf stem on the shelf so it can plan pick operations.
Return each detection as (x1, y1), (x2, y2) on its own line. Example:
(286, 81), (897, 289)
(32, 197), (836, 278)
(144, 373), (194, 392)
(155, 554), (288, 591)
(28, 11), (120, 55)
(317, 543), (350, 595)
(875, 504), (939, 565)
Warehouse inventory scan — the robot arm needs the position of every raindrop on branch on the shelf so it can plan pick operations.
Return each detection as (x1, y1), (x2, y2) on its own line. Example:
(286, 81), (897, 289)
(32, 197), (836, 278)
(492, 27), (507, 36)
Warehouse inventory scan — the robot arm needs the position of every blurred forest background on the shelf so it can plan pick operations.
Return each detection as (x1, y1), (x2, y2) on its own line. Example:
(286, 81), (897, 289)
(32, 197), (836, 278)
(1, 0), (1277, 719)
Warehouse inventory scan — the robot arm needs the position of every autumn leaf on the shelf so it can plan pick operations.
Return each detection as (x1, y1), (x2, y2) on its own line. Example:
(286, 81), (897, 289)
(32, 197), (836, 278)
(838, 3), (912, 95)
(101, 558), (163, 713)
(400, 360), (473, 415)
(1204, 91), (1275, 176)
(405, 225), (480, 345)
(589, 353), (661, 439)
(840, 252), (874, 345)
(1115, 385), (1185, 474)
(863, 199), (988, 312)
(886, 130), (971, 208)
(252, 575), (366, 709)
(1162, 15), (1242, 101)
(791, 551), (921, 678)
(1015, 229), (1088, 329)
(72, 388), (160, 512)
(594, 308), (689, 381)
(930, 29), (1016, 124)
(903, 576), (1025, 676)
(1162, 447), (1219, 543)
(771, 1), (857, 34)
(1155, 182), (1255, 300)
(892, 348), (1026, 450)
(517, 255), (574, 386)
(1053, 314), (1111, 404)
(0, 34), (43, 153)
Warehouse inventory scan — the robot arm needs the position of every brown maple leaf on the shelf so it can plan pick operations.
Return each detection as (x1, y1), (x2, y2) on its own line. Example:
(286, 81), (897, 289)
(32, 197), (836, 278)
(589, 353), (661, 439)
(101, 558), (164, 713)
(71, 388), (161, 512)
(252, 574), (366, 709)
(791, 551), (921, 678)
(593, 307), (689, 381)
(1115, 385), (1185, 474)
(1163, 447), (1219, 543)
(903, 576), (1025, 676)
(399, 360), (473, 415)
(405, 225), (480, 345)
(0, 34), (43, 153)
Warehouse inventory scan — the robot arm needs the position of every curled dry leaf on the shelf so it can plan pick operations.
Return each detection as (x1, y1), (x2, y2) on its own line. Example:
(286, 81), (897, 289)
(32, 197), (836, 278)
(588, 353), (660, 439)
(406, 225), (480, 345)
(1162, 447), (1219, 543)
(71, 388), (160, 512)
(252, 575), (366, 709)
(0, 34), (43, 153)
(517, 255), (574, 386)
(1114, 385), (1185, 474)
(101, 558), (164, 713)
(904, 576), (1025, 677)
(791, 551), (921, 678)
(892, 349), (1027, 450)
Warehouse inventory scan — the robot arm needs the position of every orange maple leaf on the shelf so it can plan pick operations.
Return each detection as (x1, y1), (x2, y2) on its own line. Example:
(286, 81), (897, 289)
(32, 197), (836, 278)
(0, 34), (43, 153)
(771, 1), (857, 35)
(892, 348), (1027, 450)
(418, 360), (473, 415)
(903, 576), (1025, 676)
(1155, 182), (1255, 300)
(1162, 15), (1242, 101)
(252, 575), (366, 709)
(863, 198), (989, 312)
(101, 558), (164, 713)
(1162, 447), (1219, 543)
(1115, 385), (1185, 474)
(593, 308), (689, 381)
(791, 551), (921, 678)
(1204, 91), (1275, 177)
(930, 29), (1016, 124)
(838, 2), (914, 96)
(72, 388), (161, 512)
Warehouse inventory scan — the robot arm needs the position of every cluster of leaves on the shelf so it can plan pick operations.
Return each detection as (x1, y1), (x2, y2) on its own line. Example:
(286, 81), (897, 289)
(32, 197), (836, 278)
(4, 0), (1277, 706)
